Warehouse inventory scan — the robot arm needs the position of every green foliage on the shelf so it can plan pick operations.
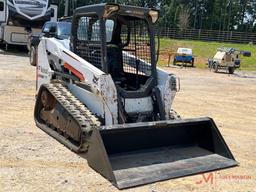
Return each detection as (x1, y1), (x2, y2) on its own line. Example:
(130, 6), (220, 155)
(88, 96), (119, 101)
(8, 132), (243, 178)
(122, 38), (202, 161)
(158, 38), (256, 71)
(55, 0), (256, 32)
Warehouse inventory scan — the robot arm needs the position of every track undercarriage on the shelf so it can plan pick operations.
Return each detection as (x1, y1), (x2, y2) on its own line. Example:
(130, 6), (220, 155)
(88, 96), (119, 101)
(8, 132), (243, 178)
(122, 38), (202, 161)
(34, 81), (100, 153)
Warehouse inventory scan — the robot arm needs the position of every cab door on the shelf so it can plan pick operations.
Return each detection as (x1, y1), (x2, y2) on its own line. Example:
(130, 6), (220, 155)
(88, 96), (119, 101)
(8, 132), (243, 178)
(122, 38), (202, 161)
(0, 0), (6, 23)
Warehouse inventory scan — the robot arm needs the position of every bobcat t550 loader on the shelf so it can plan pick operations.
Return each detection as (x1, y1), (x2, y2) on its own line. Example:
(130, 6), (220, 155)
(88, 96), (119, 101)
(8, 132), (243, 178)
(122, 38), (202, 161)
(34, 3), (237, 189)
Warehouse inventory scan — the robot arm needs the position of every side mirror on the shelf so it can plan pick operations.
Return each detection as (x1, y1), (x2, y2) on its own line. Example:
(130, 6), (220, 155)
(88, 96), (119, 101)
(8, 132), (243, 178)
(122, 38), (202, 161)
(43, 28), (50, 37)
(43, 27), (56, 37)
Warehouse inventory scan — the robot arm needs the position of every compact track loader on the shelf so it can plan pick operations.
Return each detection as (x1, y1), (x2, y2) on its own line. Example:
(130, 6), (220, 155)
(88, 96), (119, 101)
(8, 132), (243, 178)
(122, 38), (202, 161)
(34, 4), (238, 189)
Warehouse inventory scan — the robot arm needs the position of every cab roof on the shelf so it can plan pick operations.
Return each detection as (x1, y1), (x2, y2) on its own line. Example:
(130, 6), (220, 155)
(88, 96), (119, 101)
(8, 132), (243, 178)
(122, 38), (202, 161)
(74, 3), (159, 23)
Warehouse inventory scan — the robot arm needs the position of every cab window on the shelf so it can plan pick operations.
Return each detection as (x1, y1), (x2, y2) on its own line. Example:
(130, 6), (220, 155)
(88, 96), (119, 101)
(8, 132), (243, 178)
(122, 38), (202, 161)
(77, 17), (114, 42)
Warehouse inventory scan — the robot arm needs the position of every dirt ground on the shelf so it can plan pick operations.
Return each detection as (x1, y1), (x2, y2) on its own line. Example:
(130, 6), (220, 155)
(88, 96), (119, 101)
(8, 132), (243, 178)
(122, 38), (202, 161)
(0, 48), (255, 192)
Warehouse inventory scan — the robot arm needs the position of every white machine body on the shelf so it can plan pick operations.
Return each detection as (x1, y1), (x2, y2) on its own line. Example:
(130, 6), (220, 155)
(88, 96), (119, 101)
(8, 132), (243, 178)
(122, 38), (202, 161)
(36, 37), (178, 126)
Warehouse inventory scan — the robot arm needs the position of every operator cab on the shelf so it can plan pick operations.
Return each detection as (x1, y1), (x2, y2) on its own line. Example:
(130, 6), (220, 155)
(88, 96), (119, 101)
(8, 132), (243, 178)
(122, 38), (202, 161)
(72, 4), (159, 94)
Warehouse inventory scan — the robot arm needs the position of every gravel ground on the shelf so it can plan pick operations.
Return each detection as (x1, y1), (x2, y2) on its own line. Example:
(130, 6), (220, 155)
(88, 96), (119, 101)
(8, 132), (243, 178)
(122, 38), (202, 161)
(0, 48), (255, 192)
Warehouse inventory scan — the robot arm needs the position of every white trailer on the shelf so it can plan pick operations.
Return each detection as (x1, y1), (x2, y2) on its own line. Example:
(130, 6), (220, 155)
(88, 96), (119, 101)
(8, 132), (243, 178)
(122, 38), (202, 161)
(0, 0), (57, 49)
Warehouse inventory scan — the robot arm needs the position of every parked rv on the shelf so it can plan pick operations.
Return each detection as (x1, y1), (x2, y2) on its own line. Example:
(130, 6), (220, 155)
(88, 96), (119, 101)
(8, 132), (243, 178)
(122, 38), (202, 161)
(0, 0), (57, 49)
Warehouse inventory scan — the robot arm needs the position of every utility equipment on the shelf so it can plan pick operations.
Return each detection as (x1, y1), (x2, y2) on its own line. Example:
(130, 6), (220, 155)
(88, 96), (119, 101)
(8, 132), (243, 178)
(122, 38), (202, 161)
(173, 48), (194, 67)
(208, 47), (251, 74)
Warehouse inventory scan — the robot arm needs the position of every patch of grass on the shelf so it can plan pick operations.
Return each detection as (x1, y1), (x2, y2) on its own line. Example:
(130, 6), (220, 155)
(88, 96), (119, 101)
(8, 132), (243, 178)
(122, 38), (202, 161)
(158, 38), (256, 70)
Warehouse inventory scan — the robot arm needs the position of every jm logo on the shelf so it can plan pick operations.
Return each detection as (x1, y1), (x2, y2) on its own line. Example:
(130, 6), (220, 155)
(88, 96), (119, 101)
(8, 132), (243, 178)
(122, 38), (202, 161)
(196, 173), (215, 185)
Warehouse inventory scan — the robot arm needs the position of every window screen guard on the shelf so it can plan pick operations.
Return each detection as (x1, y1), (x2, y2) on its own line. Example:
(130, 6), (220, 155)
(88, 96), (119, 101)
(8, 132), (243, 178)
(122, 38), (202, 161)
(75, 16), (103, 69)
(74, 16), (153, 76)
(121, 20), (152, 77)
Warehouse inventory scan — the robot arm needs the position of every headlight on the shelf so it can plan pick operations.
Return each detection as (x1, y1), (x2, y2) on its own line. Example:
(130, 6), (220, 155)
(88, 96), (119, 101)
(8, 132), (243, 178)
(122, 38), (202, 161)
(104, 5), (119, 18)
(148, 10), (159, 23)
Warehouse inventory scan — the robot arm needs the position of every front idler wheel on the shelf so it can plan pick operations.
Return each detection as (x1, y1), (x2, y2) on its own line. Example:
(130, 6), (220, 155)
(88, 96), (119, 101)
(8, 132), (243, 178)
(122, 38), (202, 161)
(41, 90), (56, 110)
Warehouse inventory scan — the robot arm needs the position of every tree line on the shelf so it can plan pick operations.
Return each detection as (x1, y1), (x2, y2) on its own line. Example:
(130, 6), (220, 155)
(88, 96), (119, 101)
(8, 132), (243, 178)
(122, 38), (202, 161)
(53, 0), (256, 32)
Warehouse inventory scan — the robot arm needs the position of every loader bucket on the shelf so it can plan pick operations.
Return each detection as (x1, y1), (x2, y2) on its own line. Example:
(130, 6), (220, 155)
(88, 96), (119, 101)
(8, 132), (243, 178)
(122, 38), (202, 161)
(87, 117), (237, 189)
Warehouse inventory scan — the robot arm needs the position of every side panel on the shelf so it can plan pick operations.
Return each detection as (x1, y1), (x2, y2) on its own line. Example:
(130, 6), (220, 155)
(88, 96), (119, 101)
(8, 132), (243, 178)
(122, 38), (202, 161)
(44, 38), (104, 84)
(157, 68), (177, 119)
(2, 25), (27, 45)
(36, 39), (53, 91)
(0, 0), (6, 23)
(99, 75), (118, 125)
(37, 38), (118, 125)
(68, 84), (105, 119)
(1, 24), (41, 45)
(213, 51), (225, 65)
(124, 97), (153, 114)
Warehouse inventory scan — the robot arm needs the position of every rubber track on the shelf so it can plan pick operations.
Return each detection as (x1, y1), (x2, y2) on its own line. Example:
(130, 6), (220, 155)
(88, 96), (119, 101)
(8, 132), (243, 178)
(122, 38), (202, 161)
(42, 82), (101, 153)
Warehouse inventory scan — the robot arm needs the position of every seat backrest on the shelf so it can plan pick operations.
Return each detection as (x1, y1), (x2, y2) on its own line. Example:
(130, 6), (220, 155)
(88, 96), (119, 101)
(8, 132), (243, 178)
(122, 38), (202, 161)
(107, 44), (123, 78)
